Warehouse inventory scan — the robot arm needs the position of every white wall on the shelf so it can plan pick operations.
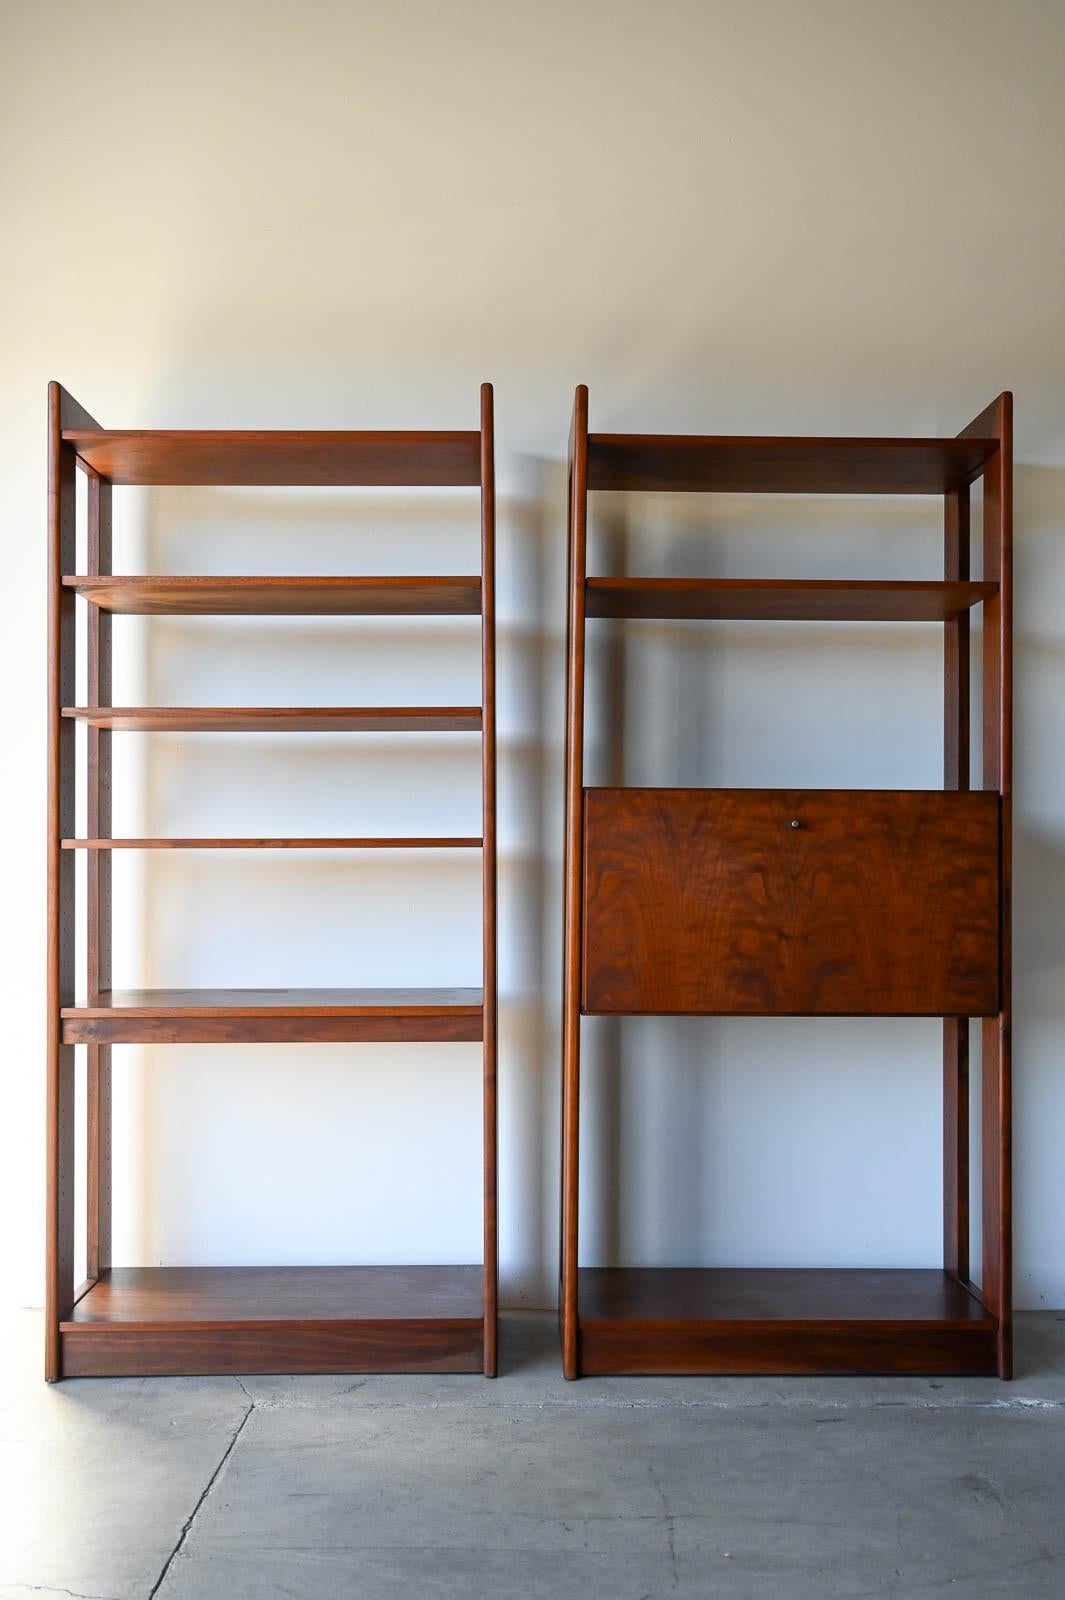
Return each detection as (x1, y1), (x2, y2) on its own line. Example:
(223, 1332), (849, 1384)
(2, 0), (1064, 1312)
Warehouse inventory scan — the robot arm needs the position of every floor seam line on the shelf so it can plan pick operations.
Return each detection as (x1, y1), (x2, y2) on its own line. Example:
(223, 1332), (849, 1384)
(146, 1384), (254, 1600)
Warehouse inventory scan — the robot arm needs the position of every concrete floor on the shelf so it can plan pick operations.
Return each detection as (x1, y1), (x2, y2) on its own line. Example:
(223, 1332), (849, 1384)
(1, 1311), (1064, 1599)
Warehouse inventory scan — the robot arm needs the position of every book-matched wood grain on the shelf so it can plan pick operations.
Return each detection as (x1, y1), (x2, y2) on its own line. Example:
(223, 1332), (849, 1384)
(587, 434), (997, 494)
(61, 1267), (484, 1376)
(63, 706), (483, 733)
(562, 387), (1012, 1379)
(585, 577), (996, 622)
(63, 575), (482, 616)
(62, 429), (482, 486)
(583, 788), (1000, 1018)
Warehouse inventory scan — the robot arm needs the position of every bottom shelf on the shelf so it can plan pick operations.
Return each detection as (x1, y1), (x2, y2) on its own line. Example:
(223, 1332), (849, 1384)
(61, 1266), (487, 1377)
(577, 1268), (997, 1376)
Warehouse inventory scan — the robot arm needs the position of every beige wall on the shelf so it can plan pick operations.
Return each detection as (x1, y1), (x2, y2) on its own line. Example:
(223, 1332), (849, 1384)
(2, 0), (1064, 1309)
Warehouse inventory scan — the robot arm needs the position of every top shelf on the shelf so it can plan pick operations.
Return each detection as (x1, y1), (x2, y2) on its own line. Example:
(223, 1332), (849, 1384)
(62, 429), (482, 487)
(587, 434), (998, 494)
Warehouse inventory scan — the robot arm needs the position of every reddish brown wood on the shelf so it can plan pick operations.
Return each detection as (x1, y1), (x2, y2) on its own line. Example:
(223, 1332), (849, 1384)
(63, 836), (483, 849)
(47, 384), (498, 1380)
(583, 789), (1000, 1017)
(943, 486), (971, 1283)
(45, 384), (84, 1380)
(85, 468), (112, 1285)
(63, 575), (482, 616)
(62, 429), (482, 486)
(587, 434), (997, 494)
(959, 394), (1013, 1379)
(585, 577), (995, 622)
(479, 384), (498, 1378)
(62, 987), (484, 1044)
(560, 388), (589, 1380)
(63, 706), (483, 732)
(577, 1269), (997, 1376)
(561, 389), (1013, 1380)
(60, 1267), (484, 1376)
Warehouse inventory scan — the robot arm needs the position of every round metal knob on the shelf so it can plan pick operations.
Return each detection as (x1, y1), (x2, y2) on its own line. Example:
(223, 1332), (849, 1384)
(789, 819), (801, 829)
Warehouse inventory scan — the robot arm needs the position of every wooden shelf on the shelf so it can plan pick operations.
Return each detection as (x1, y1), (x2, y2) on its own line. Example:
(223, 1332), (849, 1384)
(61, 1266), (486, 1376)
(63, 706), (483, 732)
(47, 380), (499, 1381)
(587, 434), (998, 494)
(62, 429), (482, 487)
(62, 837), (483, 849)
(585, 578), (997, 622)
(62, 987), (484, 1044)
(63, 575), (482, 615)
(577, 1268), (997, 1375)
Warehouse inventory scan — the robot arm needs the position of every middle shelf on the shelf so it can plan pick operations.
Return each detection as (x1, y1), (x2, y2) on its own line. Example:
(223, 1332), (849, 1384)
(61, 987), (485, 1044)
(63, 706), (483, 732)
(64, 574), (483, 615)
(585, 577), (997, 621)
(62, 837), (483, 849)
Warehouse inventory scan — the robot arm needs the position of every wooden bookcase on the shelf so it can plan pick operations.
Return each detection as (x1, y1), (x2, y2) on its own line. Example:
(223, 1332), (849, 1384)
(46, 383), (498, 1379)
(560, 387), (1012, 1379)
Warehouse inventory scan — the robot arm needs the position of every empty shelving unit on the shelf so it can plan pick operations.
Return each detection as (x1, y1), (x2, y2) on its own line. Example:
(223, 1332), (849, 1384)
(46, 383), (497, 1379)
(560, 386), (1012, 1379)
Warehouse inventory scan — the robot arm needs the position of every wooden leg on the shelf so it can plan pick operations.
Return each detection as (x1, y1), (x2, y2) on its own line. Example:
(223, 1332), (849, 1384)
(982, 1016), (1012, 1378)
(942, 485), (970, 1281)
(86, 470), (113, 1281)
(942, 1020), (970, 1281)
(46, 385), (78, 1379)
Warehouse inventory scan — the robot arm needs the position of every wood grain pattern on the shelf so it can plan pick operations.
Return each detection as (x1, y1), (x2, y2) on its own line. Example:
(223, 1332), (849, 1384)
(479, 383), (498, 1378)
(63, 575), (482, 615)
(583, 789), (1001, 1017)
(560, 387), (1014, 1381)
(61, 987), (484, 1044)
(60, 1267), (484, 1376)
(585, 577), (996, 622)
(587, 434), (997, 494)
(63, 706), (483, 732)
(62, 429), (482, 486)
(577, 1269), (998, 1376)
(560, 386), (589, 1379)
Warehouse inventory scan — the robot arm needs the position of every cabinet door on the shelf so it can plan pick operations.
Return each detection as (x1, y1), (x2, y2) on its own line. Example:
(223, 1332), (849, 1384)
(582, 789), (1000, 1017)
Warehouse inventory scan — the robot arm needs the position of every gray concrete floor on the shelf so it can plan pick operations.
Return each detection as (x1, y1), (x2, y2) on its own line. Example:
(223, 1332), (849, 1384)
(1, 1310), (1064, 1599)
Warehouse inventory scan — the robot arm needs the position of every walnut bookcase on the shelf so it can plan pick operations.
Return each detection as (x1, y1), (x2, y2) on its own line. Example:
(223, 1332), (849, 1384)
(560, 386), (1012, 1379)
(46, 383), (497, 1379)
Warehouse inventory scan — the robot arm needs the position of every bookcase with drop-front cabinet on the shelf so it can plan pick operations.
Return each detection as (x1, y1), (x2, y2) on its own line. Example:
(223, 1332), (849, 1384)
(560, 386), (1012, 1380)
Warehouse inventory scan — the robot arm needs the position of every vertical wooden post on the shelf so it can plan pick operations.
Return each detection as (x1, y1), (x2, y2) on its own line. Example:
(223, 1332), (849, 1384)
(958, 392), (1013, 1379)
(86, 468), (113, 1282)
(943, 485), (970, 1281)
(45, 384), (79, 1379)
(560, 386), (589, 1378)
(479, 383), (498, 1377)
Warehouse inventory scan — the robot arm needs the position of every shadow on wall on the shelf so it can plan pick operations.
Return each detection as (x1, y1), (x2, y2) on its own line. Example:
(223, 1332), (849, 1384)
(577, 468), (1065, 1291)
(103, 445), (1065, 1307)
